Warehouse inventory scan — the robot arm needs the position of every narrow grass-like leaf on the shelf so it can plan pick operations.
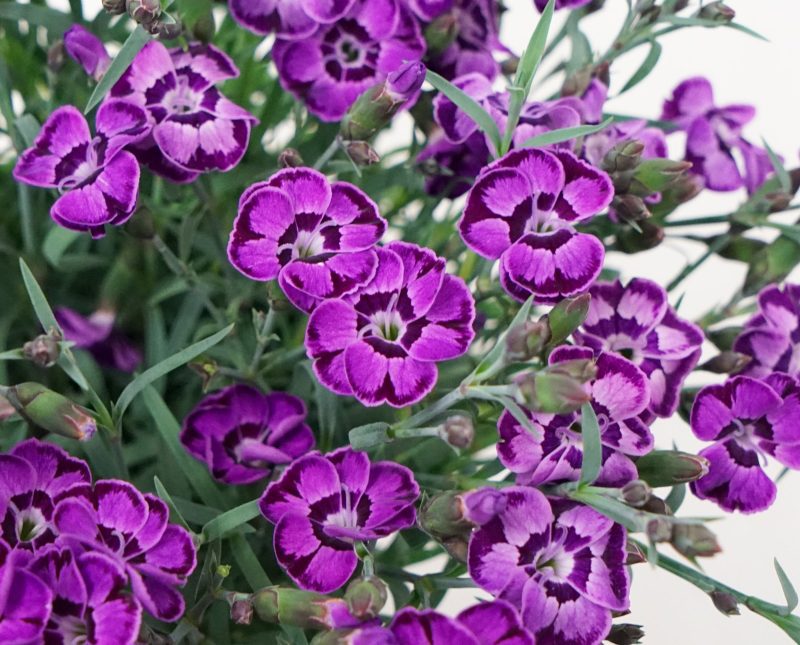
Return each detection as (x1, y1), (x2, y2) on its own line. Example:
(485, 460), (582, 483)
(514, 0), (555, 97)
(579, 402), (601, 486)
(470, 296), (534, 381)
(85, 26), (151, 114)
(775, 559), (799, 615)
(467, 388), (538, 437)
(665, 483), (686, 513)
(201, 500), (261, 543)
(114, 323), (234, 424)
(42, 228), (81, 268)
(229, 534), (271, 590)
(659, 15), (768, 41)
(154, 476), (192, 532)
(620, 40), (662, 93)
(763, 139), (791, 193)
(425, 69), (501, 154)
(521, 118), (613, 149)
(0, 4), (73, 32)
(349, 422), (391, 450)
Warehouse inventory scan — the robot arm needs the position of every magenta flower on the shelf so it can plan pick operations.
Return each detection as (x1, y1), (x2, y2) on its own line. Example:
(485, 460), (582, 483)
(467, 487), (630, 644)
(63, 25), (111, 81)
(689, 373), (800, 513)
(180, 384), (316, 485)
(229, 0), (355, 38)
(305, 242), (475, 407)
(417, 131), (491, 198)
(30, 546), (142, 645)
(0, 439), (91, 553)
(459, 147), (613, 303)
(734, 283), (800, 379)
(574, 278), (704, 417)
(259, 447), (419, 593)
(498, 347), (653, 488)
(53, 480), (197, 622)
(273, 0), (425, 122)
(12, 100), (149, 237)
(109, 41), (257, 183)
(662, 76), (771, 193)
(0, 540), (53, 644)
(228, 167), (387, 312)
(55, 307), (142, 373)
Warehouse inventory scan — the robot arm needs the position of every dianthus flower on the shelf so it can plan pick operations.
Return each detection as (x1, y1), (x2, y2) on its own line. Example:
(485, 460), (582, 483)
(574, 278), (704, 417)
(305, 242), (475, 407)
(0, 439), (91, 553)
(12, 100), (149, 237)
(734, 283), (800, 379)
(230, 0), (355, 38)
(228, 167), (386, 312)
(417, 131), (491, 198)
(459, 147), (613, 303)
(56, 306), (142, 373)
(467, 487), (629, 645)
(109, 41), (257, 183)
(53, 480), (197, 622)
(181, 384), (315, 485)
(498, 346), (653, 488)
(689, 373), (800, 513)
(259, 447), (419, 593)
(63, 25), (111, 81)
(272, 0), (425, 122)
(0, 539), (52, 643)
(662, 76), (771, 193)
(30, 546), (142, 645)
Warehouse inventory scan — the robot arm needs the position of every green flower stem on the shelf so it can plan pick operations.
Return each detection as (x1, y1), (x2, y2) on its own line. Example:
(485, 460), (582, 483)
(313, 137), (340, 171)
(392, 386), (469, 431)
(247, 308), (277, 378)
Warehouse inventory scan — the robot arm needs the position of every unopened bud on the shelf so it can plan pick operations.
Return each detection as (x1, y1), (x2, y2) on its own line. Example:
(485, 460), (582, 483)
(127, 0), (161, 25)
(671, 524), (722, 559)
(419, 491), (469, 538)
(190, 11), (216, 43)
(603, 140), (645, 174)
(616, 220), (664, 254)
(344, 577), (387, 620)
(547, 293), (591, 346)
(102, 0), (126, 14)
(642, 495), (671, 516)
(251, 587), (362, 630)
(699, 351), (751, 374)
(635, 450), (710, 487)
(646, 517), (672, 543)
(625, 541), (647, 565)
(441, 536), (469, 563)
(150, 19), (183, 39)
(345, 141), (379, 166)
(630, 159), (693, 195)
(766, 191), (793, 213)
(441, 415), (474, 449)
(278, 148), (304, 169)
(424, 12), (459, 55)
(697, 2), (735, 23)
(230, 599), (254, 625)
(23, 330), (62, 368)
(500, 57), (519, 76)
(517, 370), (591, 415)
(47, 41), (66, 73)
(613, 194), (651, 223)
(560, 68), (592, 98)
(506, 320), (551, 362)
(9, 383), (97, 441)
(673, 0), (690, 11)
(387, 62), (426, 103)
(662, 172), (703, 205)
(710, 590), (740, 616)
(607, 623), (645, 645)
(621, 480), (651, 508)
(708, 326), (740, 352)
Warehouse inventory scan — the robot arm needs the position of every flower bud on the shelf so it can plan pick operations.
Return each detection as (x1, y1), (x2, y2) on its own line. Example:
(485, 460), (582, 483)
(127, 0), (161, 25)
(603, 140), (645, 174)
(190, 11), (216, 43)
(345, 141), (380, 166)
(672, 0), (690, 11)
(47, 41), (66, 73)
(279, 148), (304, 169)
(344, 577), (387, 620)
(615, 220), (664, 254)
(230, 599), (254, 625)
(625, 541), (647, 566)
(635, 450), (710, 487)
(10, 382), (97, 441)
(646, 517), (672, 543)
(386, 62), (426, 103)
(102, 0), (126, 14)
(419, 491), (469, 538)
(547, 293), (591, 346)
(607, 623), (645, 645)
(621, 480), (651, 508)
(517, 370), (592, 414)
(710, 590), (740, 616)
(441, 415), (474, 449)
(149, 19), (183, 39)
(641, 495), (671, 516)
(671, 524), (722, 559)
(697, 2), (735, 23)
(613, 194), (651, 223)
(630, 159), (693, 195)
(699, 351), (751, 374)
(23, 330), (62, 368)
(424, 12), (459, 55)
(766, 191), (794, 213)
(505, 320), (551, 362)
(500, 56), (519, 76)
(441, 536), (469, 563)
(251, 587), (363, 630)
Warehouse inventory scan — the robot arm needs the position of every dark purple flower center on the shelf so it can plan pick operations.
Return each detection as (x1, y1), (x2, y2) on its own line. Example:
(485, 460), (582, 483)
(56, 137), (104, 193)
(323, 485), (363, 542)
(321, 20), (379, 83)
(2, 492), (56, 549)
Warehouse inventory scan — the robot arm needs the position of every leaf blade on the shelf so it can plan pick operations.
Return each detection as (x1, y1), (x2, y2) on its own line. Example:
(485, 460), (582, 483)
(521, 118), (614, 149)
(579, 402), (602, 486)
(85, 26), (151, 114)
(620, 40), (662, 94)
(201, 500), (261, 543)
(775, 559), (799, 615)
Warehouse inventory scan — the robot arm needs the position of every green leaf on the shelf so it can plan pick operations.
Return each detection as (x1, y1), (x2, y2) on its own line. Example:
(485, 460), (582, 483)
(579, 402), (601, 486)
(201, 500), (261, 543)
(349, 422), (391, 450)
(775, 559), (799, 615)
(470, 296), (535, 382)
(569, 488), (643, 532)
(521, 118), (613, 149)
(659, 15), (768, 41)
(42, 228), (81, 268)
(468, 388), (539, 437)
(620, 40), (662, 94)
(0, 4), (73, 32)
(85, 27), (151, 114)
(763, 139), (791, 193)
(425, 69), (501, 155)
(114, 323), (234, 425)
(15, 115), (41, 147)
(154, 476), (192, 532)
(514, 0), (555, 98)
(229, 534), (271, 590)
(665, 483), (687, 513)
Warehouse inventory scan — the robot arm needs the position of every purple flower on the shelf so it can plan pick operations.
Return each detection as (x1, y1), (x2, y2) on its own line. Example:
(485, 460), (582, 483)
(459, 147), (613, 303)
(498, 347), (653, 488)
(662, 76), (771, 193)
(229, 0), (356, 38)
(468, 487), (629, 644)
(55, 306), (142, 373)
(273, 0), (425, 122)
(12, 100), (149, 237)
(689, 373), (800, 513)
(0, 540), (52, 643)
(574, 278), (704, 417)
(0, 439), (91, 553)
(29, 546), (142, 645)
(64, 25), (111, 81)
(734, 283), (800, 379)
(53, 479), (197, 622)
(305, 242), (475, 407)
(228, 167), (387, 313)
(583, 119), (667, 169)
(534, 0), (592, 10)
(259, 447), (419, 592)
(180, 384), (316, 485)
(109, 41), (257, 183)
(417, 131), (491, 198)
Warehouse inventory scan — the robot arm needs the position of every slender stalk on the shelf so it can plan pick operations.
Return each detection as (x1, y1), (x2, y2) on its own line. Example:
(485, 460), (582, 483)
(313, 137), (340, 171)
(667, 234), (731, 292)
(247, 308), (277, 378)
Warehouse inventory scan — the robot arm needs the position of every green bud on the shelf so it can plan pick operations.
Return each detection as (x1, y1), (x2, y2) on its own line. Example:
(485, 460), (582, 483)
(517, 368), (593, 415)
(23, 330), (61, 368)
(630, 159), (692, 195)
(612, 194), (651, 223)
(646, 517), (672, 543)
(625, 541), (647, 566)
(710, 590), (740, 616)
(699, 351), (751, 375)
(441, 535), (469, 563)
(671, 524), (722, 559)
(635, 450), (709, 487)
(697, 2), (735, 23)
(547, 293), (591, 346)
(621, 480), (651, 508)
(344, 577), (387, 620)
(424, 12), (459, 55)
(10, 383), (97, 441)
(744, 234), (800, 296)
(615, 220), (664, 254)
(252, 587), (338, 629)
(500, 56), (519, 76)
(641, 495), (671, 516)
(607, 623), (645, 645)
(418, 491), (470, 539)
(442, 415), (474, 449)
(505, 319), (551, 362)
(190, 11), (216, 43)
(717, 235), (767, 263)
(102, 0), (126, 14)
(127, 0), (161, 25)
(279, 148), (305, 169)
(602, 140), (645, 174)
(561, 68), (593, 98)
(345, 141), (380, 167)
